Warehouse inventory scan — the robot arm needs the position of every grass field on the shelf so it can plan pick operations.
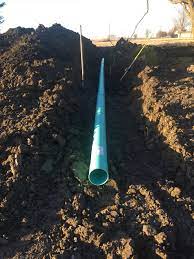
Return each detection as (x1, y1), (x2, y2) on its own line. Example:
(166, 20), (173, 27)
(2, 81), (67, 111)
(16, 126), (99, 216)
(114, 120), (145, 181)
(93, 37), (194, 47)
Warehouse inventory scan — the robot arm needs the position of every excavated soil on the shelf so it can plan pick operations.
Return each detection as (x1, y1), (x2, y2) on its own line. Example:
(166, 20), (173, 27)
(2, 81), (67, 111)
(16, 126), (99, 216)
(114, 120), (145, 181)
(0, 26), (193, 259)
(129, 45), (194, 186)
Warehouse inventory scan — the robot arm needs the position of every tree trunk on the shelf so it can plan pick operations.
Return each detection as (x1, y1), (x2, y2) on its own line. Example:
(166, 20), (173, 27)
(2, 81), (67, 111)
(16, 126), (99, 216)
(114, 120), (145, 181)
(189, 1), (194, 38)
(192, 11), (194, 38)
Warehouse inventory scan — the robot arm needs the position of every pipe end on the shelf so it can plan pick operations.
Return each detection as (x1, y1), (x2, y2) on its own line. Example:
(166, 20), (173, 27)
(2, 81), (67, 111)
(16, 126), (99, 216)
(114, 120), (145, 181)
(88, 169), (109, 186)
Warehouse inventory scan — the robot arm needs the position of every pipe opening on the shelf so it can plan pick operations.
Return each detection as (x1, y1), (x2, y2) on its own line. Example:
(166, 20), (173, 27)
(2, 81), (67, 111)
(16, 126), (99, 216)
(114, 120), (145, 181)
(89, 169), (109, 186)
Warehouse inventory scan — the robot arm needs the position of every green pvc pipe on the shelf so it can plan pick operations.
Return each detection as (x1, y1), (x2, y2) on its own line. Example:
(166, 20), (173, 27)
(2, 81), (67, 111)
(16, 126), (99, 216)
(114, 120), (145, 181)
(88, 58), (109, 186)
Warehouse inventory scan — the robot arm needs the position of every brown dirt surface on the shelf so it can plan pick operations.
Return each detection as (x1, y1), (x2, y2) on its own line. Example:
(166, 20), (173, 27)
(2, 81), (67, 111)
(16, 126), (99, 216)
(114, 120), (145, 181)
(0, 29), (193, 259)
(130, 45), (194, 186)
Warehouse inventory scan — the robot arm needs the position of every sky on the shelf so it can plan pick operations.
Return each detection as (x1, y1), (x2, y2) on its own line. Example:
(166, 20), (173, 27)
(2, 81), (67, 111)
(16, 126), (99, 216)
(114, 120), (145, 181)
(0, 0), (182, 39)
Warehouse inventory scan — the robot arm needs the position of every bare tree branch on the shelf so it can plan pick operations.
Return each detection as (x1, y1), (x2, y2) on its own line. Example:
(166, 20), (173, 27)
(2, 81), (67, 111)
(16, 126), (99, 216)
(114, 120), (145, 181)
(169, 0), (194, 37)
(183, 3), (191, 15)
(0, 1), (5, 24)
(170, 0), (189, 4)
(0, 2), (5, 8)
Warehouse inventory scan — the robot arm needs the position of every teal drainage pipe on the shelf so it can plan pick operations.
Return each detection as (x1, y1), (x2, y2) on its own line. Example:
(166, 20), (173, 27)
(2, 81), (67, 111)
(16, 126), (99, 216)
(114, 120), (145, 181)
(88, 58), (109, 186)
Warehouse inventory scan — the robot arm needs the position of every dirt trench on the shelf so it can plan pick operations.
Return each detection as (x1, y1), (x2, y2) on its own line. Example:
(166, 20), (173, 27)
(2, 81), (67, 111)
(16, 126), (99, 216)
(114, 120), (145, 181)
(0, 27), (193, 258)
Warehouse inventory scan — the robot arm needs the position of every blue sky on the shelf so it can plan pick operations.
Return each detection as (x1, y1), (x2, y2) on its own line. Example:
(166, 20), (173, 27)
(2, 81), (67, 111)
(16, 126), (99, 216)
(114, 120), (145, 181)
(1, 0), (181, 38)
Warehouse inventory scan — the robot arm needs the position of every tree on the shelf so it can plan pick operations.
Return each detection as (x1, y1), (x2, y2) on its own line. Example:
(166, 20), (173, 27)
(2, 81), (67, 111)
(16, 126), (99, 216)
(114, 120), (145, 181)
(168, 26), (178, 37)
(174, 9), (190, 35)
(0, 2), (5, 24)
(145, 29), (151, 38)
(169, 0), (194, 37)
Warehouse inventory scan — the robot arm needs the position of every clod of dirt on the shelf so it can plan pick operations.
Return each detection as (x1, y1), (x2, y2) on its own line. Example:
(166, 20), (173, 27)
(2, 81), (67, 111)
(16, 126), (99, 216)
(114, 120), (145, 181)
(143, 224), (157, 236)
(170, 187), (181, 198)
(154, 232), (167, 245)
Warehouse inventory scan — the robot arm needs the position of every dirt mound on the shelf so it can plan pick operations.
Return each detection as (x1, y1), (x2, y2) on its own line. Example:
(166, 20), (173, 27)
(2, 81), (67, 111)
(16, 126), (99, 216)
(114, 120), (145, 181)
(130, 46), (194, 186)
(0, 24), (99, 257)
(0, 27), (34, 54)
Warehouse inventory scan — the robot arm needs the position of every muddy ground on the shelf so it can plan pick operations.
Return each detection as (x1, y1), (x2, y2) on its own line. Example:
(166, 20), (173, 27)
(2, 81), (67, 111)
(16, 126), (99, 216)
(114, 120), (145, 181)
(0, 26), (193, 258)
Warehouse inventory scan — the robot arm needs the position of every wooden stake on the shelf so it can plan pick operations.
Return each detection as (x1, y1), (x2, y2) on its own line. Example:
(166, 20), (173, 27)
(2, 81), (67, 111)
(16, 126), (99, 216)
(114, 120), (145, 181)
(80, 25), (85, 88)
